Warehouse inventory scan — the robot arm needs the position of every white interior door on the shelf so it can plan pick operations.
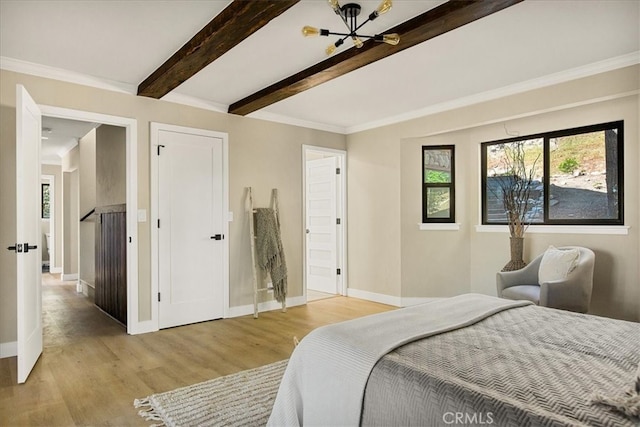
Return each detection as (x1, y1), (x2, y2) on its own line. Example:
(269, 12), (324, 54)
(15, 85), (43, 383)
(157, 129), (224, 329)
(306, 157), (338, 294)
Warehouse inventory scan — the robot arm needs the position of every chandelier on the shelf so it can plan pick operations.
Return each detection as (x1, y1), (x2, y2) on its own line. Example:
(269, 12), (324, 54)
(302, 0), (400, 55)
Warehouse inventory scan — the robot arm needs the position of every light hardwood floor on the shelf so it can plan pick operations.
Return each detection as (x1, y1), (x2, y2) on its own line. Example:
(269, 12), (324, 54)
(0, 275), (392, 426)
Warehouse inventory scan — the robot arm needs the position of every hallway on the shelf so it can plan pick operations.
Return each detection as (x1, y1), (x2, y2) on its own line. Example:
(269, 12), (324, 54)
(42, 274), (125, 349)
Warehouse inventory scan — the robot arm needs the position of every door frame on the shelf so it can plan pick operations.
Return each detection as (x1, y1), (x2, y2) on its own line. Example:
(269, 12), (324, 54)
(150, 122), (230, 330)
(38, 105), (140, 334)
(302, 145), (348, 300)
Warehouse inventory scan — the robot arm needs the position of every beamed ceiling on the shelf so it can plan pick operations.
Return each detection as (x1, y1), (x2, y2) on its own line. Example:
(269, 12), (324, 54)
(1, 0), (638, 134)
(136, 0), (523, 116)
(137, 0), (300, 99)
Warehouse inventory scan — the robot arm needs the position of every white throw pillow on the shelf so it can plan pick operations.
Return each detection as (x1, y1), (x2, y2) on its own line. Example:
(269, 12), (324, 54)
(538, 246), (580, 285)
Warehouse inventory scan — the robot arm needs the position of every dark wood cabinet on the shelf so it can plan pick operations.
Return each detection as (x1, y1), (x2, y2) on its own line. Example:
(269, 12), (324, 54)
(95, 204), (127, 325)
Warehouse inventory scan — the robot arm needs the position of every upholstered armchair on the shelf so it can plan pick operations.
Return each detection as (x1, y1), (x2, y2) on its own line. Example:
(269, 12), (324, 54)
(496, 246), (595, 313)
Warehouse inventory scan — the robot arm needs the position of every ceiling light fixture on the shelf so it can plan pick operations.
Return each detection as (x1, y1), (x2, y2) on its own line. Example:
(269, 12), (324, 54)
(302, 0), (400, 55)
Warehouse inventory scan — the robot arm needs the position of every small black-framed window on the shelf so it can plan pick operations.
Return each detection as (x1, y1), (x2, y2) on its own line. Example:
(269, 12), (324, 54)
(422, 145), (455, 223)
(42, 183), (51, 219)
(481, 120), (624, 226)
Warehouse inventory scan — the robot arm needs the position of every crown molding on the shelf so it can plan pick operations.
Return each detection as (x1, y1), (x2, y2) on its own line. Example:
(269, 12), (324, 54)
(247, 110), (347, 135)
(160, 92), (227, 114)
(3, 51), (637, 136)
(345, 51), (640, 134)
(0, 56), (136, 94)
(0, 56), (345, 133)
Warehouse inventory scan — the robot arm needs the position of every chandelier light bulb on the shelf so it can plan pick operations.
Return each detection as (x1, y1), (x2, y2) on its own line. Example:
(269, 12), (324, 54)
(382, 33), (400, 45)
(302, 26), (320, 37)
(328, 0), (340, 12)
(376, 0), (393, 15)
(326, 39), (344, 55)
(353, 37), (364, 48)
(326, 44), (337, 55)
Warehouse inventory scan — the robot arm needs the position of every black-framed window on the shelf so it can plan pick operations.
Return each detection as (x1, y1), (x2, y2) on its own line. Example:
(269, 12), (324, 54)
(422, 145), (455, 223)
(42, 183), (51, 219)
(481, 121), (624, 226)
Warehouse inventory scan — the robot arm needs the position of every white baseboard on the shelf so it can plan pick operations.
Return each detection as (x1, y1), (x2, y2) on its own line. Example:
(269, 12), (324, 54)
(347, 288), (402, 307)
(0, 341), (17, 358)
(346, 289), (446, 308)
(227, 295), (306, 318)
(61, 273), (78, 281)
(80, 280), (94, 297)
(128, 319), (157, 335)
(50, 266), (62, 274)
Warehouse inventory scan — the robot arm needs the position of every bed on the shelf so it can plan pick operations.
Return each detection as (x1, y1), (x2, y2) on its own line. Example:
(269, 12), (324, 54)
(268, 294), (640, 426)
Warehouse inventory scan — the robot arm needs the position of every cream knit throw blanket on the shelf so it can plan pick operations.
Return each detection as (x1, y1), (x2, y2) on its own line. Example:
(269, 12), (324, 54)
(255, 208), (287, 303)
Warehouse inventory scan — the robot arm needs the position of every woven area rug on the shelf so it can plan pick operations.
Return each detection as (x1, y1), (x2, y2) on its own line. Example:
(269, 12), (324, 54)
(134, 359), (288, 427)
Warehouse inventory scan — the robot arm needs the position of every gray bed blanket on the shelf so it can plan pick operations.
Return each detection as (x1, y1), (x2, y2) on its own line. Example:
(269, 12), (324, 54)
(267, 294), (532, 426)
(362, 304), (640, 426)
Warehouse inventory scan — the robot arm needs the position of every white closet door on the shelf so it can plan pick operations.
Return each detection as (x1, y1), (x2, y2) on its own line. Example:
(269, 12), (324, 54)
(306, 157), (338, 294)
(157, 129), (224, 329)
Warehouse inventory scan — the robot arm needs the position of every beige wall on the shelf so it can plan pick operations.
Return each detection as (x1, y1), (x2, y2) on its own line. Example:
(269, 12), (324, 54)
(400, 132), (472, 299)
(41, 164), (62, 271)
(62, 147), (79, 277)
(0, 69), (345, 345)
(347, 128), (402, 298)
(349, 65), (640, 321)
(228, 120), (346, 306)
(0, 105), (16, 343)
(62, 169), (79, 276)
(96, 124), (126, 207)
(79, 129), (96, 287)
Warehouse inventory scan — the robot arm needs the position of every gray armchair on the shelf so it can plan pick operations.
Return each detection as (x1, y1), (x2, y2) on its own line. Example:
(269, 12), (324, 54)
(496, 246), (595, 313)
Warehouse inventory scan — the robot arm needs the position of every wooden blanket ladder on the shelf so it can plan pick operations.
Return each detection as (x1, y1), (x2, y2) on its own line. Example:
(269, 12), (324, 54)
(246, 187), (287, 319)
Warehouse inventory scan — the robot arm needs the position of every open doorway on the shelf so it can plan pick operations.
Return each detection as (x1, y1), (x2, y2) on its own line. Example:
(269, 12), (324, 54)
(302, 145), (347, 302)
(40, 116), (129, 329)
(37, 105), (139, 334)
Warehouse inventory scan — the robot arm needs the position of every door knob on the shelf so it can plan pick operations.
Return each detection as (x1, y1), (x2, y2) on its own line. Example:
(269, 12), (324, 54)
(6, 243), (35, 253)
(23, 243), (37, 253)
(211, 234), (224, 240)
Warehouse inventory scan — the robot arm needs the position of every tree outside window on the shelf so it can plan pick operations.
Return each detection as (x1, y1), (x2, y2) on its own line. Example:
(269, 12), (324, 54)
(481, 121), (624, 226)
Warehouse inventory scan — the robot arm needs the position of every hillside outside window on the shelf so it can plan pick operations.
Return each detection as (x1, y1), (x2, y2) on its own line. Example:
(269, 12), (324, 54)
(481, 121), (624, 226)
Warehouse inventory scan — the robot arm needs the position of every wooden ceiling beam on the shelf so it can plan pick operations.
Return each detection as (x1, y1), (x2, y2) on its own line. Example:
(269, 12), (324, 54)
(138, 0), (300, 99)
(229, 0), (523, 116)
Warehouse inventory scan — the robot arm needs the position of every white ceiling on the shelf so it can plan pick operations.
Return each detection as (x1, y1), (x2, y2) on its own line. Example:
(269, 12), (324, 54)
(1, 0), (638, 135)
(40, 117), (99, 165)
